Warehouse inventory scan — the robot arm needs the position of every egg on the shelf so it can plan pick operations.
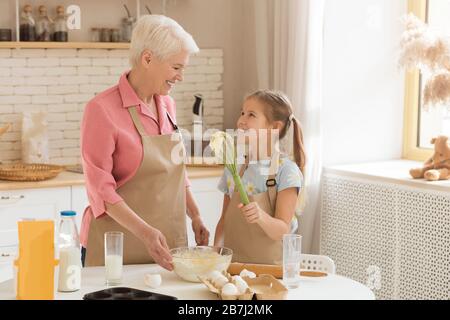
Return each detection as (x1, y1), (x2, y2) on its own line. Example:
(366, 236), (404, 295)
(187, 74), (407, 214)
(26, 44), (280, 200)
(221, 283), (239, 296)
(213, 274), (229, 289)
(144, 273), (162, 288)
(239, 269), (256, 279)
(232, 275), (249, 294)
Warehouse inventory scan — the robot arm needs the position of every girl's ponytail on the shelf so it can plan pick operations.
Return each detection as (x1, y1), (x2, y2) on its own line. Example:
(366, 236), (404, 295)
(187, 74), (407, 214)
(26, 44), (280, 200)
(291, 116), (307, 213)
(291, 116), (306, 175)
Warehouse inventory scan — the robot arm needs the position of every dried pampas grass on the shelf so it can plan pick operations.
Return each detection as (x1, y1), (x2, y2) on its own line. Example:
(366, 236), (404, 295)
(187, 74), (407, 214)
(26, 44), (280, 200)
(424, 73), (450, 109)
(399, 14), (433, 69)
(399, 13), (450, 71)
(399, 13), (450, 109)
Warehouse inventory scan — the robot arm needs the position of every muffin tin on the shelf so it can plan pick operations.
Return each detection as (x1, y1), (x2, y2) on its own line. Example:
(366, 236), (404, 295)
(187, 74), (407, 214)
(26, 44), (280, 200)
(83, 287), (177, 300)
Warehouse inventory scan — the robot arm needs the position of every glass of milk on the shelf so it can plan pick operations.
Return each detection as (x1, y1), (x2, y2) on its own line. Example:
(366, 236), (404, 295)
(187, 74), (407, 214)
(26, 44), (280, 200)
(282, 234), (302, 289)
(104, 231), (123, 286)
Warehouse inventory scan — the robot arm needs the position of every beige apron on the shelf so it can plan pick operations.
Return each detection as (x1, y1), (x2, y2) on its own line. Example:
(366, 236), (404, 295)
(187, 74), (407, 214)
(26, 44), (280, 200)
(224, 154), (282, 265)
(85, 106), (187, 266)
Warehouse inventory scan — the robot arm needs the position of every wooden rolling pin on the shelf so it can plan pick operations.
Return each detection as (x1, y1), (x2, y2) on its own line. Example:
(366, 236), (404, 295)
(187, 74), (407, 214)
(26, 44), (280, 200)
(227, 262), (327, 278)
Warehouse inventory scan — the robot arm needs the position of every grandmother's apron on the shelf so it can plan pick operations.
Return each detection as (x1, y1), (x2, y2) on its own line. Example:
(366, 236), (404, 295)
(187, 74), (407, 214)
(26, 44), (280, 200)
(85, 106), (187, 266)
(224, 154), (282, 265)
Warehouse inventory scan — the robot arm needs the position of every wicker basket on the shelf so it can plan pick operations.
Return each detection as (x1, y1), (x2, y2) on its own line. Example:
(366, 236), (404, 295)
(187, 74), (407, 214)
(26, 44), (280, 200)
(0, 124), (10, 137)
(0, 163), (65, 182)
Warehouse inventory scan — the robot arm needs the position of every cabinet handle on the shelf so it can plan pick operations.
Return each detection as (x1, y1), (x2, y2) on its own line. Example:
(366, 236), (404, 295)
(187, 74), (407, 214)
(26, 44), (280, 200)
(0, 195), (25, 204)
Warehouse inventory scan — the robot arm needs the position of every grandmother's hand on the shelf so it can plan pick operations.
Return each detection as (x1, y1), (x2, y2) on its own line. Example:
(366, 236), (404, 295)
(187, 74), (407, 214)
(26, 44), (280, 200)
(143, 226), (174, 271)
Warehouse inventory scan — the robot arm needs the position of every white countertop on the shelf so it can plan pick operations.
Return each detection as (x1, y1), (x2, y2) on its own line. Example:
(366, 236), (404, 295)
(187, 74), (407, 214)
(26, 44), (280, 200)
(324, 159), (450, 193)
(0, 264), (375, 300)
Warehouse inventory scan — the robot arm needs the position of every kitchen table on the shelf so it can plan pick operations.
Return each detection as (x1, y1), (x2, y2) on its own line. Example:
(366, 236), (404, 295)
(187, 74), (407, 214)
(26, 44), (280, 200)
(0, 264), (375, 300)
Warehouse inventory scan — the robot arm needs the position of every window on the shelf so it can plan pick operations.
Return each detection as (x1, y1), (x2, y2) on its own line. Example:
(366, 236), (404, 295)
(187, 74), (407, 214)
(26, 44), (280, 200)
(403, 0), (450, 160)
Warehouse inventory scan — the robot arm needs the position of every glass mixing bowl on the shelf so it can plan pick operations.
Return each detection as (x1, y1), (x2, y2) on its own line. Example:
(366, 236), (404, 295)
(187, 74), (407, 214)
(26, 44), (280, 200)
(170, 246), (233, 282)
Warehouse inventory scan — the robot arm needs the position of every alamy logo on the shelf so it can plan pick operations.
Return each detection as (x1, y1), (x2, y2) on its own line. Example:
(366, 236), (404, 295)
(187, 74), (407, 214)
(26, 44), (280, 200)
(170, 128), (281, 173)
(65, 265), (81, 290)
(66, 5), (81, 30)
(366, 265), (381, 291)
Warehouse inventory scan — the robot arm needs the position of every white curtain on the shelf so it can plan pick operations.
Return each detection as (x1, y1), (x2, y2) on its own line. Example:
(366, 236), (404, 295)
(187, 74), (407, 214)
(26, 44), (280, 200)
(253, 0), (325, 254)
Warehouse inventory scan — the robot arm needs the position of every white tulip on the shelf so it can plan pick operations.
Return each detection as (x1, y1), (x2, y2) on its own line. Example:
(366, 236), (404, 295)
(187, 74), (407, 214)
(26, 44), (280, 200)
(208, 130), (250, 205)
(209, 131), (235, 165)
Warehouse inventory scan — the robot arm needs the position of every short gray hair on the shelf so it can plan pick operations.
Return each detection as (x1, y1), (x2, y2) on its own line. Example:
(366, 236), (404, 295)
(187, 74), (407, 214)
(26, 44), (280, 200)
(129, 15), (199, 68)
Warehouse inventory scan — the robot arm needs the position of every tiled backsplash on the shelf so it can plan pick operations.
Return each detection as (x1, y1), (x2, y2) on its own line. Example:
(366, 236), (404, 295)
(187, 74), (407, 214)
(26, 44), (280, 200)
(0, 48), (224, 165)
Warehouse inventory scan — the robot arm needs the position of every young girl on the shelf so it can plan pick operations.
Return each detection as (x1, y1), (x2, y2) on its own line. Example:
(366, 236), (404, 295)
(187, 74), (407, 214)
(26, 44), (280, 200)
(214, 90), (306, 265)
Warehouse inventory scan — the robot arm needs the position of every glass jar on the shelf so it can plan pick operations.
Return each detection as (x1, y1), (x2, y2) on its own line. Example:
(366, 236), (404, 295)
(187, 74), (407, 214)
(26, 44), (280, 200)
(100, 28), (111, 42)
(0, 29), (12, 41)
(111, 29), (121, 42)
(53, 5), (68, 42)
(121, 17), (136, 42)
(57, 211), (82, 292)
(35, 5), (52, 42)
(91, 28), (100, 42)
(19, 4), (36, 41)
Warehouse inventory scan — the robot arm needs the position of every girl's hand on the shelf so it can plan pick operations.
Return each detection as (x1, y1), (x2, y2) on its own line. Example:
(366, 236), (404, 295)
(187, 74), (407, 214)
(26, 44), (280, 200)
(192, 216), (210, 246)
(238, 202), (263, 224)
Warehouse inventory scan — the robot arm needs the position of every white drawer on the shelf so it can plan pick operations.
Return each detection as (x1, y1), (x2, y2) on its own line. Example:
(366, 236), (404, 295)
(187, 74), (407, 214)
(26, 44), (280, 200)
(0, 187), (71, 247)
(0, 246), (15, 284)
(0, 262), (13, 283)
(186, 187), (224, 246)
(71, 185), (89, 231)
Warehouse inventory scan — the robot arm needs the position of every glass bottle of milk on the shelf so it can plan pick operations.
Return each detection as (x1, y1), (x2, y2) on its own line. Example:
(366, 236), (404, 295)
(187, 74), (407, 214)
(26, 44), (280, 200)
(57, 211), (82, 292)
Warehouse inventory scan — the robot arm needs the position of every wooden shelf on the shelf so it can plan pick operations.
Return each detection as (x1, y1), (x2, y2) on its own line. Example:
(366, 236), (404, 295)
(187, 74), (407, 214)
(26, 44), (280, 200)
(0, 41), (130, 49)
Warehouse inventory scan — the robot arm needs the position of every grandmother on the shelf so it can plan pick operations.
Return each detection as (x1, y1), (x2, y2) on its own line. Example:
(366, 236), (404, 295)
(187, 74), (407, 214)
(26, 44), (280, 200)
(80, 15), (209, 270)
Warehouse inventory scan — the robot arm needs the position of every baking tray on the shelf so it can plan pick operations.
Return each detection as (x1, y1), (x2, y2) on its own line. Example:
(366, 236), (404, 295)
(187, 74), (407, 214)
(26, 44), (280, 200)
(83, 287), (177, 300)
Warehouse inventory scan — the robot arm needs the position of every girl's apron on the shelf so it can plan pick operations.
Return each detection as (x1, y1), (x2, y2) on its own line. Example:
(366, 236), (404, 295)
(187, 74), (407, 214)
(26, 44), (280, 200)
(224, 153), (282, 265)
(85, 106), (187, 266)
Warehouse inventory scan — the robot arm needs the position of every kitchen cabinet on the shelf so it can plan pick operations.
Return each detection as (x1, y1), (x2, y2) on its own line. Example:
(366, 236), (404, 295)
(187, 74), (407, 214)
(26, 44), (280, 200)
(186, 177), (223, 246)
(0, 187), (71, 250)
(0, 187), (73, 282)
(71, 185), (89, 231)
(0, 186), (83, 256)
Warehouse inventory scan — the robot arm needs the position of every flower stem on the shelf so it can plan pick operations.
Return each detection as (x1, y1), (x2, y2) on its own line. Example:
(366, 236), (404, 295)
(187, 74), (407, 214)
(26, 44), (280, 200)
(232, 174), (250, 205)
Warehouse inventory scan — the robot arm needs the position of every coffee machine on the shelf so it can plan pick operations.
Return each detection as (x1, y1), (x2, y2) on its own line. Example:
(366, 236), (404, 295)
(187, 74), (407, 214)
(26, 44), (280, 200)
(192, 94), (204, 135)
(191, 94), (208, 162)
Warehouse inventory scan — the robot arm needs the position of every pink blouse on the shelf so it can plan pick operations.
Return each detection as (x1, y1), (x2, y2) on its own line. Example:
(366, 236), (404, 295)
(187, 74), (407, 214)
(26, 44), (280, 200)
(79, 71), (190, 247)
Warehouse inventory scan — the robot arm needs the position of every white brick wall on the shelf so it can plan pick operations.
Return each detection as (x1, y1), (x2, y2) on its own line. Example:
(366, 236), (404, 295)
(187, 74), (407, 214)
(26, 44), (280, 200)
(0, 48), (224, 165)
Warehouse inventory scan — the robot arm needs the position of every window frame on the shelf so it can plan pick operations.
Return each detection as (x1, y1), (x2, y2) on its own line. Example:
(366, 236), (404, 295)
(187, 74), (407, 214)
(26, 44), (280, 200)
(403, 0), (432, 161)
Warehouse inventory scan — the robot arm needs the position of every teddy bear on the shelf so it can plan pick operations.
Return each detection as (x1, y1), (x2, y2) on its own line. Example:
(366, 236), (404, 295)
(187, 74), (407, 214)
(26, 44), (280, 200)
(410, 135), (450, 181)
